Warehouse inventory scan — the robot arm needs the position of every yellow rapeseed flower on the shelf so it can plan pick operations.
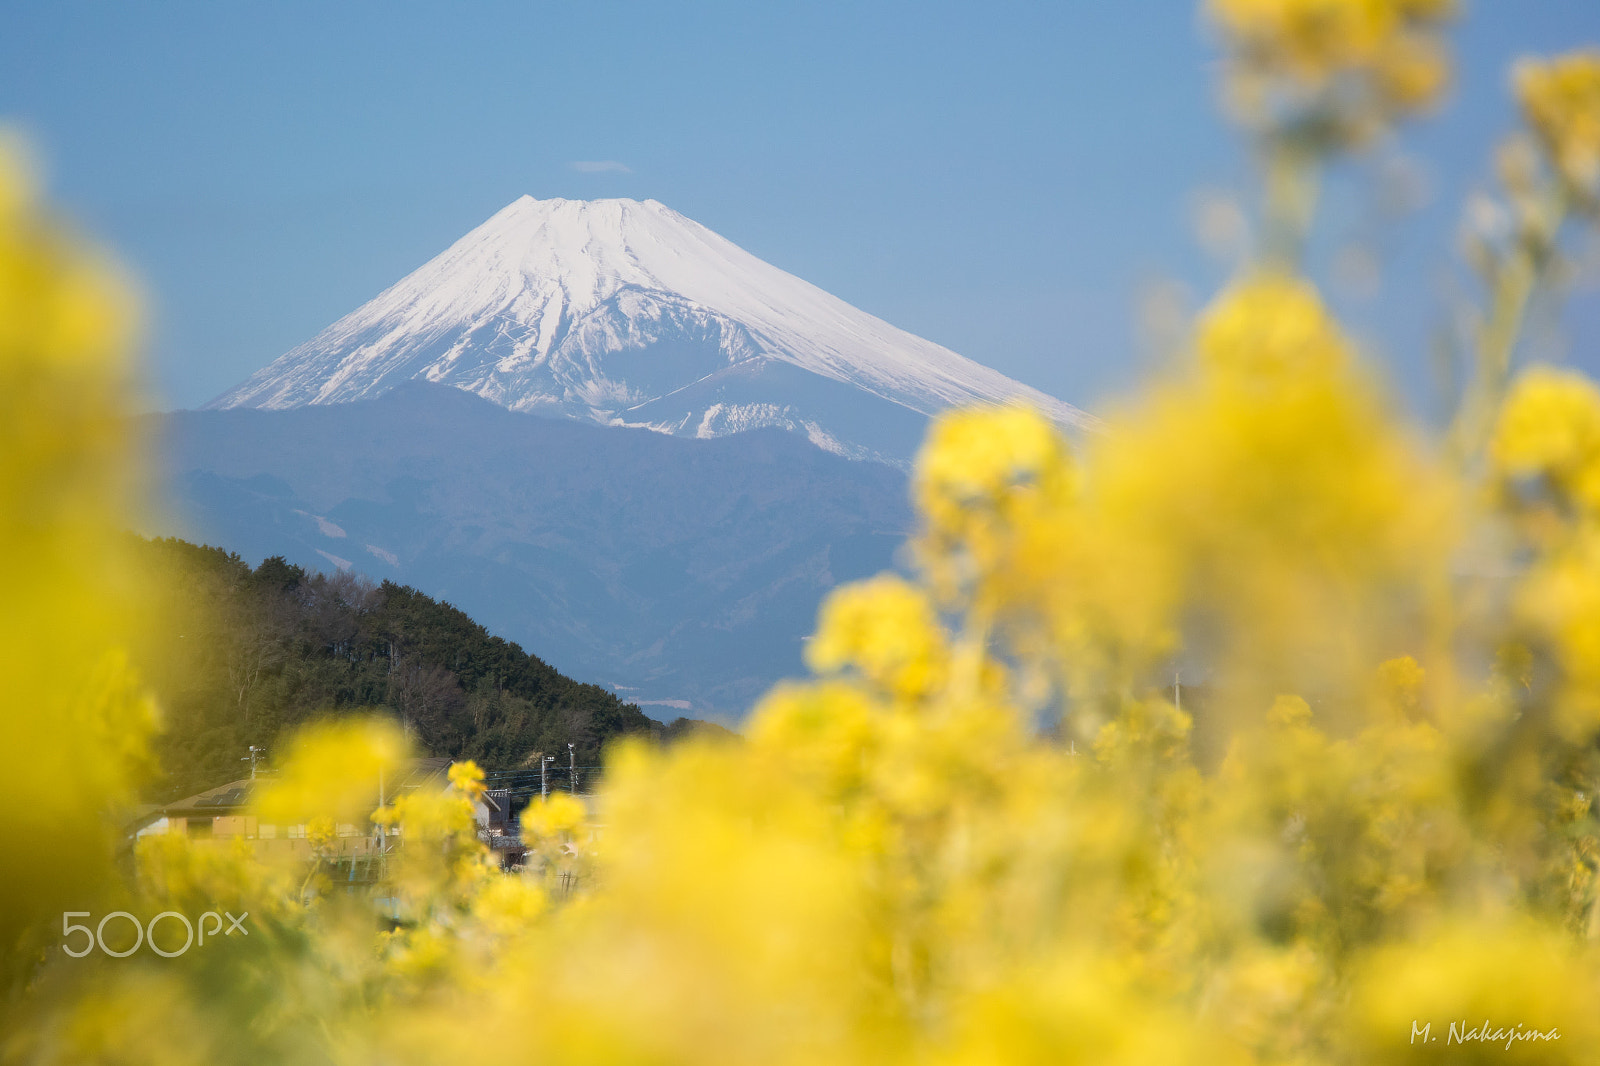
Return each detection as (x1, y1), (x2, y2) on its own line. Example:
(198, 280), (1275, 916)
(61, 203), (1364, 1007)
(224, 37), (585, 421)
(448, 758), (487, 802)
(520, 790), (587, 845)
(0, 140), (158, 976)
(252, 716), (409, 824)
(806, 575), (949, 702)
(1196, 273), (1351, 381)
(1515, 50), (1600, 196)
(1492, 364), (1600, 514)
(1208, 0), (1455, 139)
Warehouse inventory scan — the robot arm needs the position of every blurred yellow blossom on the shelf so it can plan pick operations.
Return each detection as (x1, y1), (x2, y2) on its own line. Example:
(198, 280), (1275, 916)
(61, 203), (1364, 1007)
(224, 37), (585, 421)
(1449, 52), (1600, 465)
(446, 758), (486, 801)
(1516, 50), (1600, 198)
(1374, 653), (1425, 720)
(1347, 920), (1600, 1063)
(1211, 0), (1451, 87)
(915, 404), (1067, 516)
(1195, 273), (1349, 381)
(520, 790), (587, 845)
(806, 575), (949, 702)
(252, 716), (408, 825)
(1493, 364), (1600, 513)
(0, 138), (158, 982)
(1208, 0), (1455, 142)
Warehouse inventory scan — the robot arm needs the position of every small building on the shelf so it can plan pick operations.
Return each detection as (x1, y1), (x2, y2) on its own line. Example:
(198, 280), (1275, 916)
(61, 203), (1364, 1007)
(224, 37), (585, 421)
(476, 787), (528, 869)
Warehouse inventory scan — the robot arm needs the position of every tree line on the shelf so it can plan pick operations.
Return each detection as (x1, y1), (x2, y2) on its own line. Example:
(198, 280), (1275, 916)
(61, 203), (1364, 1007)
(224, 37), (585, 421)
(130, 536), (718, 799)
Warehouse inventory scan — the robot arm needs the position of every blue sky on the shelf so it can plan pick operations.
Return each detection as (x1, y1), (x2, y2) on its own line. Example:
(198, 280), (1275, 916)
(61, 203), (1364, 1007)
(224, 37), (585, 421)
(3, 0), (1598, 414)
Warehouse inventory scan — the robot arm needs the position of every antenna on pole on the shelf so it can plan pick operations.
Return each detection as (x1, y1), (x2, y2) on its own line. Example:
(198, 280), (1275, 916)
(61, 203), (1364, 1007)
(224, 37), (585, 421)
(241, 745), (266, 780)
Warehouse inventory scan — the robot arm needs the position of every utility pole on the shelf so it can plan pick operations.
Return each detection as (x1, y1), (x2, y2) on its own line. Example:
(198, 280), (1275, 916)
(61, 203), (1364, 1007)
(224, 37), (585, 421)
(241, 745), (266, 780)
(568, 743), (577, 794)
(540, 753), (555, 798)
(376, 765), (386, 849)
(1175, 670), (1182, 714)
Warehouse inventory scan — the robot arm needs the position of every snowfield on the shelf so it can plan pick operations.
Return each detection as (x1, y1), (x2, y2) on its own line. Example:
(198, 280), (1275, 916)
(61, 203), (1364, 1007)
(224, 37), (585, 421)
(208, 196), (1090, 463)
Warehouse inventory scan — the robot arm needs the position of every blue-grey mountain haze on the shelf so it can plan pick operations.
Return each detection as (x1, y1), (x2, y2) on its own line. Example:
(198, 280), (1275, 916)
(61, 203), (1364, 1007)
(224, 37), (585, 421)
(148, 384), (912, 723)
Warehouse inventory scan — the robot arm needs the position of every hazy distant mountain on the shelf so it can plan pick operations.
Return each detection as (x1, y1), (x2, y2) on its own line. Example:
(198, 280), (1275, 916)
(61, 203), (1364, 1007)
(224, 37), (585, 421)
(152, 383), (912, 722)
(206, 196), (1090, 464)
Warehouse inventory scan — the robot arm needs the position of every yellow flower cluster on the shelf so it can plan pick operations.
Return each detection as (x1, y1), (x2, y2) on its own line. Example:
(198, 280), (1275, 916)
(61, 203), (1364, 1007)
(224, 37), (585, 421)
(1492, 365), (1600, 514)
(0, 140), (159, 985)
(806, 575), (949, 701)
(1491, 367), (1600, 742)
(520, 790), (586, 845)
(913, 406), (1074, 600)
(0, 138), (134, 372)
(254, 716), (408, 825)
(1195, 272), (1348, 379)
(908, 276), (1453, 731)
(1208, 0), (1455, 139)
(1515, 50), (1600, 198)
(446, 758), (487, 801)
(1347, 920), (1600, 1064)
(1450, 49), (1600, 462)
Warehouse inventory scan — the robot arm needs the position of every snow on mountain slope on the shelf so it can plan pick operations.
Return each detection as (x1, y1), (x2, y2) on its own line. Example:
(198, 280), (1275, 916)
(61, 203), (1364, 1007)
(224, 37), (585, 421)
(207, 196), (1091, 463)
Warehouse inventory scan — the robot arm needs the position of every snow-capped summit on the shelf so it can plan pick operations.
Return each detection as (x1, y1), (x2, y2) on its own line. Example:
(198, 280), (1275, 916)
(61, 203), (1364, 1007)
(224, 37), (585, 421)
(207, 195), (1091, 463)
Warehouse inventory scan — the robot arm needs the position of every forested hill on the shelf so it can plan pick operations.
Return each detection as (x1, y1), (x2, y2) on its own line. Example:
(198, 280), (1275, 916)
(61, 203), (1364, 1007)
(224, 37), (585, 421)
(130, 536), (701, 799)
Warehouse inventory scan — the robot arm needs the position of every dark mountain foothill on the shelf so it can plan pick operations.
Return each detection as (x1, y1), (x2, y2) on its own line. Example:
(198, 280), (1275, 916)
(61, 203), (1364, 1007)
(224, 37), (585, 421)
(129, 535), (712, 800)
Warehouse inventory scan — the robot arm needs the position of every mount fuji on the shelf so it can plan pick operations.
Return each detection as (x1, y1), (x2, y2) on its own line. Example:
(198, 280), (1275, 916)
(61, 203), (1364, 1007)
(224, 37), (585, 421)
(207, 196), (1090, 464)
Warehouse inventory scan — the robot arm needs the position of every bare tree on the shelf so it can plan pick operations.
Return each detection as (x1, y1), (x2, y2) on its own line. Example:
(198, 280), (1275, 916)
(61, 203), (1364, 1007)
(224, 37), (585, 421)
(386, 652), (464, 742)
(302, 571), (379, 658)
